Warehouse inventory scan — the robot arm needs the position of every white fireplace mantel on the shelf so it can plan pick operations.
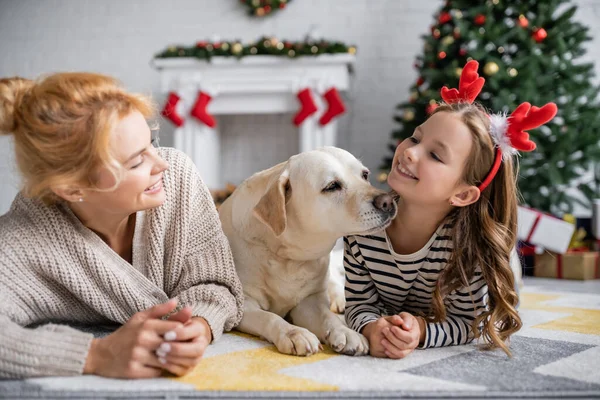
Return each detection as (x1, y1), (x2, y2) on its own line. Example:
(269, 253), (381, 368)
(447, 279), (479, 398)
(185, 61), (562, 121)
(152, 54), (356, 189)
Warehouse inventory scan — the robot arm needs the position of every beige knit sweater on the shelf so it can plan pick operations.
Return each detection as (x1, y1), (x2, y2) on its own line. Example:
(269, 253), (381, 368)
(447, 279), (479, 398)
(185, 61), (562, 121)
(0, 147), (244, 379)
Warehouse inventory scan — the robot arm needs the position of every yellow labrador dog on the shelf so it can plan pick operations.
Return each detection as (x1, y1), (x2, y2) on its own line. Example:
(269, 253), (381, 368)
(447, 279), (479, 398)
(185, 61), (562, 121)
(218, 147), (397, 356)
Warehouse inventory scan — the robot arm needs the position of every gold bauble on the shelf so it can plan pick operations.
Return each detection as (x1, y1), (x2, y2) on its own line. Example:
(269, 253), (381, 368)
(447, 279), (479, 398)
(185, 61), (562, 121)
(348, 46), (357, 55)
(276, 42), (284, 50)
(252, 0), (260, 6)
(287, 49), (296, 57)
(206, 44), (214, 51)
(508, 67), (518, 77)
(250, 47), (258, 55)
(455, 67), (463, 77)
(403, 110), (415, 121)
(377, 172), (388, 183)
(221, 42), (230, 51)
(483, 61), (499, 75)
(256, 7), (265, 16)
(232, 43), (243, 54)
(441, 36), (454, 46)
(311, 45), (319, 54)
(454, 10), (463, 19)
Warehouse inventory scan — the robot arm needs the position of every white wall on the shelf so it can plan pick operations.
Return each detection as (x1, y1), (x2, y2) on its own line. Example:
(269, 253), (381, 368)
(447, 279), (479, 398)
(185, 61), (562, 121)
(1, 0), (599, 214)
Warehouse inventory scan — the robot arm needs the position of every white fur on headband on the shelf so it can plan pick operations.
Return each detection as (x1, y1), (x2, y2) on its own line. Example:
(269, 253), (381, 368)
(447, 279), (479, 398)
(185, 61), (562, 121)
(489, 113), (517, 160)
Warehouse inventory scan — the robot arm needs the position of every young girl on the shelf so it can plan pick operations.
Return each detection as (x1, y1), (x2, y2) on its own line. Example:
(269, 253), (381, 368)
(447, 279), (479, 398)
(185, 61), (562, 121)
(344, 60), (557, 358)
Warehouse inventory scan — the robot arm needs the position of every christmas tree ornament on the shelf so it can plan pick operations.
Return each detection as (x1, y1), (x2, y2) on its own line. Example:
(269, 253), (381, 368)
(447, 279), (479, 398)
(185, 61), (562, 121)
(190, 91), (216, 128)
(508, 67), (518, 77)
(438, 51), (447, 59)
(377, 172), (388, 183)
(160, 92), (185, 127)
(409, 91), (418, 103)
(319, 87), (346, 126)
(442, 36), (454, 46)
(433, 29), (441, 39)
(474, 14), (486, 25)
(438, 12), (452, 24)
(417, 77), (425, 86)
(483, 61), (499, 75)
(426, 103), (438, 114)
(518, 15), (529, 28)
(453, 27), (461, 39)
(293, 88), (318, 126)
(459, 48), (467, 56)
(533, 28), (548, 43)
(403, 110), (415, 121)
(455, 67), (463, 77)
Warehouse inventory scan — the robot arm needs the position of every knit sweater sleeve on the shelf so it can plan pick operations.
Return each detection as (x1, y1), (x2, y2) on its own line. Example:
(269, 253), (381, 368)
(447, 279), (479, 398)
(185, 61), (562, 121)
(166, 150), (244, 342)
(0, 291), (93, 379)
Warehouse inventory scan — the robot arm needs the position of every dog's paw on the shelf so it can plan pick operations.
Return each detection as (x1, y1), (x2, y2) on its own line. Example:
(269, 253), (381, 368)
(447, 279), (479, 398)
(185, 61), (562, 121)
(328, 287), (346, 314)
(326, 326), (369, 356)
(275, 327), (321, 356)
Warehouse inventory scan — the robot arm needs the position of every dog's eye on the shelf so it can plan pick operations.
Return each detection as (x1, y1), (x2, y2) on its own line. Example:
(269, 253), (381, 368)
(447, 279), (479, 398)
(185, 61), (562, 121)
(322, 181), (342, 192)
(362, 171), (369, 181)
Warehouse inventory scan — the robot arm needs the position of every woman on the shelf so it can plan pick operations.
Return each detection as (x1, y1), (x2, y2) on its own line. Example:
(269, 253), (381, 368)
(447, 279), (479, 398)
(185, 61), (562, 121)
(0, 73), (244, 379)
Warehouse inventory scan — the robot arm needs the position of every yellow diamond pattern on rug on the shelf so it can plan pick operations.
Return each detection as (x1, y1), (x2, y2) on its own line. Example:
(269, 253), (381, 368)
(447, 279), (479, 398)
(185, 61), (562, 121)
(520, 293), (600, 335)
(174, 335), (340, 391)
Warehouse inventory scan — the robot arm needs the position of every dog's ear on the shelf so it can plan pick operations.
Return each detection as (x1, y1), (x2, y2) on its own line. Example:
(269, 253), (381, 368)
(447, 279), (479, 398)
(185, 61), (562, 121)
(253, 169), (291, 237)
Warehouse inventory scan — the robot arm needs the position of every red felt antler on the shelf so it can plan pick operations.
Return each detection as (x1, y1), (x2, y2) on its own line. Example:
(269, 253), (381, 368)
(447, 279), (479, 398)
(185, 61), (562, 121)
(440, 60), (485, 104)
(506, 102), (558, 152)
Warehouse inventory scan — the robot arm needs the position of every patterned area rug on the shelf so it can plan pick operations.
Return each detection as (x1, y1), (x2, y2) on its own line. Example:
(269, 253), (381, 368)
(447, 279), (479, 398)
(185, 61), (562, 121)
(2, 277), (599, 399)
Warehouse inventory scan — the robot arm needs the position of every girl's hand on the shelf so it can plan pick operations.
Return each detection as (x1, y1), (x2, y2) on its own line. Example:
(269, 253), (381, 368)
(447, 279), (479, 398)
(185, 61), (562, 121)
(156, 316), (212, 377)
(361, 316), (402, 358)
(84, 299), (185, 378)
(381, 312), (423, 359)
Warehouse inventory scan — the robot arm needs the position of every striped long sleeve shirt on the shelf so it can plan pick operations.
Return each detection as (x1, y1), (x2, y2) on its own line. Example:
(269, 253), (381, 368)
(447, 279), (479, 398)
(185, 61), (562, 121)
(344, 222), (488, 349)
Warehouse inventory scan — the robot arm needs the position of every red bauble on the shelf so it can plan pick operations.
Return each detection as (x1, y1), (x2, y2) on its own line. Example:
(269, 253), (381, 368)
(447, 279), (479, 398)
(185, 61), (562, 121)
(264, 5), (272, 12)
(438, 51), (447, 59)
(533, 28), (547, 42)
(279, 2), (286, 8)
(459, 48), (467, 56)
(213, 42), (222, 49)
(474, 14), (486, 25)
(417, 77), (425, 86)
(433, 29), (441, 39)
(196, 41), (208, 48)
(518, 15), (529, 28)
(426, 103), (439, 114)
(438, 12), (452, 24)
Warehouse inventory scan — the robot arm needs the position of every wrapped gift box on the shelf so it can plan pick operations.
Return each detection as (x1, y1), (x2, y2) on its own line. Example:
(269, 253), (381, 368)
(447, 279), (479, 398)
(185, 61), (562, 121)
(534, 250), (600, 280)
(517, 206), (575, 254)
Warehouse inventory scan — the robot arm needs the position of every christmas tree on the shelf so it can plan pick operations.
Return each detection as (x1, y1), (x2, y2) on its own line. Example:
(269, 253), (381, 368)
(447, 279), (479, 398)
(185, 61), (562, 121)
(381, 0), (600, 215)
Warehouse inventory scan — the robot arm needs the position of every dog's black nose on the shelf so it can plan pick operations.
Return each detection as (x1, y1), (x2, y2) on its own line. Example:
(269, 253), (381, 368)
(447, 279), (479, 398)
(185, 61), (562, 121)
(373, 193), (394, 213)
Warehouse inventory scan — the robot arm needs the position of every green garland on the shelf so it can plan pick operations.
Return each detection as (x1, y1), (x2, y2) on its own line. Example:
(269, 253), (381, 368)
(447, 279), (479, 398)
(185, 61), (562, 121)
(155, 36), (356, 61)
(240, 0), (291, 17)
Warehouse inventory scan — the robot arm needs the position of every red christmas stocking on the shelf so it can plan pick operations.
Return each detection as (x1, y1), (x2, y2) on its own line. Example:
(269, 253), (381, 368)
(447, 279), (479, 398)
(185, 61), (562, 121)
(161, 92), (185, 127)
(293, 88), (318, 126)
(319, 87), (346, 126)
(190, 91), (216, 128)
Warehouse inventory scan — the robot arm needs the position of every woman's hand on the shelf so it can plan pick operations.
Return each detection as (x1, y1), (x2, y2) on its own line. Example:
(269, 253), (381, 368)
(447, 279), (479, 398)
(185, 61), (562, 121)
(156, 314), (212, 377)
(84, 299), (184, 378)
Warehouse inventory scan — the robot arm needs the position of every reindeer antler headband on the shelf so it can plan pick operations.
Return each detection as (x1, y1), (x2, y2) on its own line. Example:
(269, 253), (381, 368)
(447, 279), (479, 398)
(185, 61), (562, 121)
(440, 60), (558, 192)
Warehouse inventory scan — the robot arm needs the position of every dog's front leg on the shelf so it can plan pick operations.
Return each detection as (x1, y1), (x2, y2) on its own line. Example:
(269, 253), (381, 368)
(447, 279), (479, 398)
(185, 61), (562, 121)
(236, 296), (321, 356)
(290, 292), (369, 356)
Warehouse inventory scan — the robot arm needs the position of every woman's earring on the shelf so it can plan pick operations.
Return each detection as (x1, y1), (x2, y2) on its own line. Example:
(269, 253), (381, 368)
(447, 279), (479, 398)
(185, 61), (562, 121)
(78, 198), (84, 202)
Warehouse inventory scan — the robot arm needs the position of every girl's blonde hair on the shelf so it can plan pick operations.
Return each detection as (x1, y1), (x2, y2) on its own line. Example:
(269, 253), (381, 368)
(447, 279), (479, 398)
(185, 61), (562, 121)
(0, 73), (156, 204)
(428, 102), (522, 356)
